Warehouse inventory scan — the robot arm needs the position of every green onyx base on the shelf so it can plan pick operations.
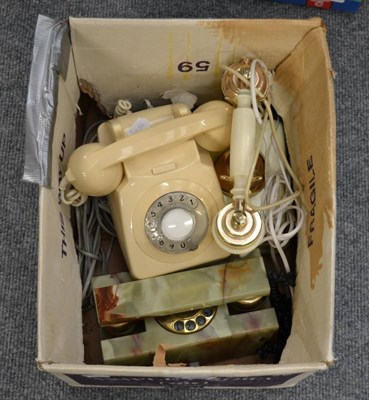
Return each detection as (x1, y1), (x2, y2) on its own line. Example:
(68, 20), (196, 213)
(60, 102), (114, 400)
(92, 257), (270, 326)
(101, 305), (278, 366)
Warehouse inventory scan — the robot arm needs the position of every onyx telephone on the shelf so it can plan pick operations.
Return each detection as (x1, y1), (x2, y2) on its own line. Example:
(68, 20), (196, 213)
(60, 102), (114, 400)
(91, 257), (279, 366)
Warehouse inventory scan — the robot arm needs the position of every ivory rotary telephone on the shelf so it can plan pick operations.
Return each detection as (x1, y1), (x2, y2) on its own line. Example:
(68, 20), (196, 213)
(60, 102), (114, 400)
(60, 59), (294, 281)
(59, 58), (304, 367)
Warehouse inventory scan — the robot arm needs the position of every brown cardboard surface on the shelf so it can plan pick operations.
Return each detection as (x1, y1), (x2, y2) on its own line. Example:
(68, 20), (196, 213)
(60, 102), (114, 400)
(37, 47), (84, 364)
(69, 18), (323, 114)
(272, 26), (335, 364)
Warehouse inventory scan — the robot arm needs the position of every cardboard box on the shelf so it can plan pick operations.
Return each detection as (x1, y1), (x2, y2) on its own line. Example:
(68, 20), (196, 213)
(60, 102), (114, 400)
(33, 16), (336, 388)
(273, 0), (362, 12)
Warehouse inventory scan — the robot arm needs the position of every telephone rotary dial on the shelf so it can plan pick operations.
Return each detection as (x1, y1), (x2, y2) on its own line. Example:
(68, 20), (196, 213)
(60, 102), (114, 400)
(144, 191), (208, 254)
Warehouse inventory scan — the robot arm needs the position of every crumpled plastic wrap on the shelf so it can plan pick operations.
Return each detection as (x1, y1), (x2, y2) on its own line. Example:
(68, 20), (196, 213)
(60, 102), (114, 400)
(23, 15), (69, 186)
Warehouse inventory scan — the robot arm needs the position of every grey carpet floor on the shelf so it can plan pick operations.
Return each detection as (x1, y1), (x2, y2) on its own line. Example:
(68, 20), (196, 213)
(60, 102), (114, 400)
(1, 0), (368, 399)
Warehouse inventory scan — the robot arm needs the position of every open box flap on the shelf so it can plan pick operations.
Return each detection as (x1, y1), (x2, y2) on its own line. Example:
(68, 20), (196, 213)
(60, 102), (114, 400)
(272, 27), (336, 364)
(37, 41), (84, 364)
(69, 17), (323, 115)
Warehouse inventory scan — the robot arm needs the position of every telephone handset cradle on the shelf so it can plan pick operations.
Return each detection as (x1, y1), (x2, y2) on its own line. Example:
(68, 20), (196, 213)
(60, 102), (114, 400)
(64, 102), (233, 198)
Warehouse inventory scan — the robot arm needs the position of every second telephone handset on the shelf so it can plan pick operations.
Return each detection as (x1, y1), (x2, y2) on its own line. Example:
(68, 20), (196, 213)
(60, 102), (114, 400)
(65, 101), (234, 279)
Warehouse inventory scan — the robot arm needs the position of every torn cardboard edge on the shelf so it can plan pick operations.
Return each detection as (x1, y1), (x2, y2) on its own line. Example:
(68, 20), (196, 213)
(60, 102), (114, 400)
(153, 344), (188, 368)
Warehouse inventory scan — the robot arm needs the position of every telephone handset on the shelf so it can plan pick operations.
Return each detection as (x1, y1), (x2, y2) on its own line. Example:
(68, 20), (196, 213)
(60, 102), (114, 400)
(62, 101), (234, 279)
(64, 101), (232, 198)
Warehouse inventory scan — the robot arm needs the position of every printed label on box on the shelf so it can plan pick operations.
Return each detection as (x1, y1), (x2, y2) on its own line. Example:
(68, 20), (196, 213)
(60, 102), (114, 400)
(65, 373), (302, 388)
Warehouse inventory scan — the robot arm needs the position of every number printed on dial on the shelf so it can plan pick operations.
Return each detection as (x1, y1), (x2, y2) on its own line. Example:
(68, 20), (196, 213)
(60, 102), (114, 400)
(144, 191), (208, 254)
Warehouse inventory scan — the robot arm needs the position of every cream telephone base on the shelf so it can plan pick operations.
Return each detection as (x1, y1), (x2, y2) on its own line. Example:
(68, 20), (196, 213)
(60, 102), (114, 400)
(63, 101), (234, 279)
(108, 139), (229, 279)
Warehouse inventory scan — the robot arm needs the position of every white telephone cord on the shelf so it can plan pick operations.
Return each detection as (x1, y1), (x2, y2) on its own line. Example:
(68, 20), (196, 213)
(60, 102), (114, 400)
(67, 119), (117, 307)
(222, 61), (305, 281)
(59, 119), (108, 207)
